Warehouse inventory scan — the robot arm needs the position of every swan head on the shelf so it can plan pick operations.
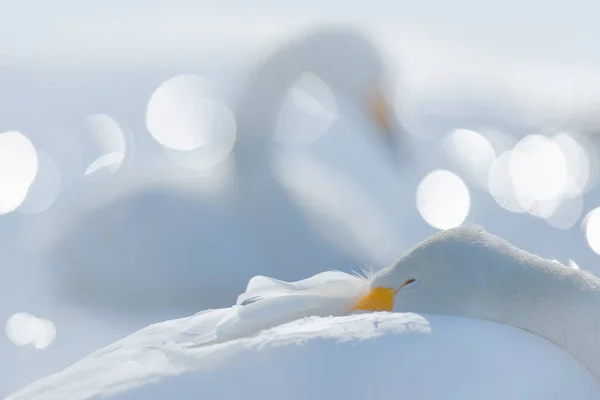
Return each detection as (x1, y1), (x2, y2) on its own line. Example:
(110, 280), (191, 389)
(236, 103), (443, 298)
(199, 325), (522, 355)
(238, 25), (407, 163)
(351, 224), (556, 318)
(291, 26), (406, 160)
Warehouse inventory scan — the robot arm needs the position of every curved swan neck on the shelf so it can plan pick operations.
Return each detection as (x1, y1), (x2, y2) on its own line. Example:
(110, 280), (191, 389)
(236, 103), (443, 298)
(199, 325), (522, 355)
(230, 28), (384, 177)
(379, 226), (600, 382)
(231, 46), (305, 176)
(481, 256), (600, 381)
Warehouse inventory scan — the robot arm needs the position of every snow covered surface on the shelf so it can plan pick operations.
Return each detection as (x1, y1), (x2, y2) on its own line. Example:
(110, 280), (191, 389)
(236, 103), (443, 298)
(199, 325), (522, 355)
(8, 311), (600, 400)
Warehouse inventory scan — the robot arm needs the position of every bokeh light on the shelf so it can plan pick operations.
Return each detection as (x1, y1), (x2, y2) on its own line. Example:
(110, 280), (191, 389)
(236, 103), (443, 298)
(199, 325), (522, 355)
(487, 131), (590, 226)
(146, 74), (237, 151)
(442, 128), (496, 189)
(416, 169), (471, 230)
(584, 207), (600, 255)
(0, 131), (39, 215)
(147, 74), (237, 171)
(274, 71), (339, 144)
(84, 153), (125, 176)
(546, 196), (583, 230)
(509, 134), (568, 203)
(487, 151), (529, 213)
(82, 114), (127, 176)
(6, 313), (56, 350)
(18, 151), (63, 215)
(552, 132), (590, 198)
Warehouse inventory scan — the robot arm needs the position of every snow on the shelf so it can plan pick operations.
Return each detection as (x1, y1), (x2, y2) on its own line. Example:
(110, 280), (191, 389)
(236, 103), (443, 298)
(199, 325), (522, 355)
(7, 311), (600, 400)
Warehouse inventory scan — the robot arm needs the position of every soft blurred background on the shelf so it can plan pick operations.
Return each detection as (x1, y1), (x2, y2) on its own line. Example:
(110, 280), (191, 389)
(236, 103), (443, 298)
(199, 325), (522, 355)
(1, 0), (599, 396)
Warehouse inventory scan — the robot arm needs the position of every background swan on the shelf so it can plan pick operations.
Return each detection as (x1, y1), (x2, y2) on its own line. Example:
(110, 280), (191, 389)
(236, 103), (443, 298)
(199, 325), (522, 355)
(47, 25), (406, 317)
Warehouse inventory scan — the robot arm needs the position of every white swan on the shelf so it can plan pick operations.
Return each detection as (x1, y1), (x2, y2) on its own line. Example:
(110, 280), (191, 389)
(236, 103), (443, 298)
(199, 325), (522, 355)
(356, 224), (600, 382)
(8, 227), (600, 399)
(48, 25), (406, 315)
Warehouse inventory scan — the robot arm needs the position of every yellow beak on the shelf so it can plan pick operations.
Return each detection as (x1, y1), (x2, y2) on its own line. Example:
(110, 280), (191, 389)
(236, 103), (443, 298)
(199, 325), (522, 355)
(351, 278), (416, 312)
(351, 287), (398, 312)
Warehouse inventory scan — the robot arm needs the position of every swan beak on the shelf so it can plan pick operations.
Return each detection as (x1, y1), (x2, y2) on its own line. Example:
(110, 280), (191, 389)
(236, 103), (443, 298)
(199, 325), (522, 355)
(370, 91), (394, 137)
(369, 89), (408, 164)
(351, 287), (398, 312)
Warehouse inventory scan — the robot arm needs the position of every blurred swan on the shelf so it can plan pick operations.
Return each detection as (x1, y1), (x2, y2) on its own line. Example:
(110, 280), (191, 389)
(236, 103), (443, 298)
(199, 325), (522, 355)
(46, 25), (407, 317)
(231, 26), (411, 283)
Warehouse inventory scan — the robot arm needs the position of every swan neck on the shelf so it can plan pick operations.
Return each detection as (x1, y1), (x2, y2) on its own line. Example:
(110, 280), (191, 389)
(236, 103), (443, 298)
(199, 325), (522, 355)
(232, 49), (301, 174)
(495, 264), (600, 381)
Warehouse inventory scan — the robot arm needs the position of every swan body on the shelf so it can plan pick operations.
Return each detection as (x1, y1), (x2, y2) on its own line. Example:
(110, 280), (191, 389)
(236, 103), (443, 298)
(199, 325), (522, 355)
(8, 264), (600, 400)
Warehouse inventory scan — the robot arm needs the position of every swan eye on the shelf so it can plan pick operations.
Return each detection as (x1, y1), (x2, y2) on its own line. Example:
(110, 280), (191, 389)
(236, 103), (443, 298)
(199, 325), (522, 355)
(239, 296), (261, 306)
(402, 278), (421, 289)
